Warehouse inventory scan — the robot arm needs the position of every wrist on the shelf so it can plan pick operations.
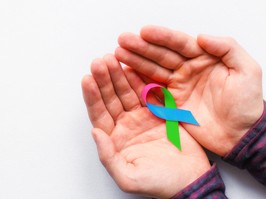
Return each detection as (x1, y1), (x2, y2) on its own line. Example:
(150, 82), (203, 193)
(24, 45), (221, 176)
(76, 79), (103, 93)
(165, 160), (211, 198)
(223, 100), (265, 156)
(225, 100), (266, 157)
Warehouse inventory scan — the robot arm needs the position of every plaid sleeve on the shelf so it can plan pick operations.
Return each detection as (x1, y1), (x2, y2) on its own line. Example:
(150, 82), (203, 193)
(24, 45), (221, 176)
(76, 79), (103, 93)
(223, 101), (266, 185)
(171, 163), (228, 199)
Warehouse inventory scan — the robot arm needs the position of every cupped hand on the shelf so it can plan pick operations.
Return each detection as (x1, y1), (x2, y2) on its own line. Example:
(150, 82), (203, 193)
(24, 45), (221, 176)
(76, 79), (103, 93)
(115, 25), (264, 156)
(82, 54), (210, 198)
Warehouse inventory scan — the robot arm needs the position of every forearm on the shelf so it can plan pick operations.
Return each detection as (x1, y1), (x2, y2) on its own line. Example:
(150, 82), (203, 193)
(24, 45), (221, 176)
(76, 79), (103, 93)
(171, 164), (227, 199)
(223, 101), (266, 185)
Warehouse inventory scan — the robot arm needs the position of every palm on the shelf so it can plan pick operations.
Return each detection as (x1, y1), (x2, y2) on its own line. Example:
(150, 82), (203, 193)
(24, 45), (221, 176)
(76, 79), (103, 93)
(108, 107), (199, 197)
(168, 56), (246, 155)
(109, 107), (164, 150)
(116, 25), (263, 156)
(82, 55), (210, 198)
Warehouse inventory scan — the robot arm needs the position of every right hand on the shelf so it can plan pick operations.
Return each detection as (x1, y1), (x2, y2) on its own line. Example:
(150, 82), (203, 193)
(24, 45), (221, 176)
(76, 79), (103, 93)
(115, 25), (264, 156)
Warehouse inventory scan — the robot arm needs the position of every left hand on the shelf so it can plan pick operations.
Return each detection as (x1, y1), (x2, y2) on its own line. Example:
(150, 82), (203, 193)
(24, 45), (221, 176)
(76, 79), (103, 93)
(82, 54), (211, 198)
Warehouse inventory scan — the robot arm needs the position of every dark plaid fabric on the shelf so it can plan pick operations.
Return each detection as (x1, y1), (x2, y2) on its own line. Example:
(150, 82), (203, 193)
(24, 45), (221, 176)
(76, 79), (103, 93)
(223, 101), (266, 185)
(171, 164), (227, 199)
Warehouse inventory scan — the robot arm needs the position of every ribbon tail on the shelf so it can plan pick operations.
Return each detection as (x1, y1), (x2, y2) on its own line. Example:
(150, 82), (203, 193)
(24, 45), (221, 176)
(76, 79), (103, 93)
(166, 120), (181, 150)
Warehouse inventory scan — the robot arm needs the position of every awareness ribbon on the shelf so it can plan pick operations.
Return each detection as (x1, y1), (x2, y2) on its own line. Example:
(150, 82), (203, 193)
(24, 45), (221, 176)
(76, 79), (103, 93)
(141, 83), (199, 151)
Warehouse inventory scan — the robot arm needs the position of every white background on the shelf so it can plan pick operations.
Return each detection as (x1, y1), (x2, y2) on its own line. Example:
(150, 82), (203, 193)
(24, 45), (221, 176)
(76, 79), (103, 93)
(0, 0), (266, 198)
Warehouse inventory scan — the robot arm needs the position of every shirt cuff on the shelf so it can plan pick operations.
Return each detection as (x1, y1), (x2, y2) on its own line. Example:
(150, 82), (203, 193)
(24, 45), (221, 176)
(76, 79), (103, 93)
(171, 163), (227, 199)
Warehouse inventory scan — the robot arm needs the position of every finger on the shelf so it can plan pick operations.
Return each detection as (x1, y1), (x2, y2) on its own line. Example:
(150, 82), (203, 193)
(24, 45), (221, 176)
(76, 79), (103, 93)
(140, 25), (203, 58)
(115, 47), (172, 84)
(81, 75), (114, 134)
(118, 32), (186, 70)
(123, 67), (162, 106)
(92, 128), (138, 193)
(197, 34), (261, 74)
(91, 58), (124, 120)
(103, 54), (141, 111)
(123, 67), (146, 106)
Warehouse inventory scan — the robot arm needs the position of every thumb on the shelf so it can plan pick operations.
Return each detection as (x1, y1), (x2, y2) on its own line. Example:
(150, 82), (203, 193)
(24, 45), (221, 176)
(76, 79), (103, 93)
(91, 128), (116, 165)
(91, 128), (137, 192)
(197, 34), (260, 74)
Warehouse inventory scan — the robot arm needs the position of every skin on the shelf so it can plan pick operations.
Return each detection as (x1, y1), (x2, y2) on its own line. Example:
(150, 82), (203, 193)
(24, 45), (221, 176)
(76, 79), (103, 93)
(115, 25), (264, 156)
(82, 54), (211, 198)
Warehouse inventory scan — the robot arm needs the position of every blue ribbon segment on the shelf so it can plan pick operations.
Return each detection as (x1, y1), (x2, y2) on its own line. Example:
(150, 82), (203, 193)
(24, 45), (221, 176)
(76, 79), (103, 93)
(146, 103), (199, 126)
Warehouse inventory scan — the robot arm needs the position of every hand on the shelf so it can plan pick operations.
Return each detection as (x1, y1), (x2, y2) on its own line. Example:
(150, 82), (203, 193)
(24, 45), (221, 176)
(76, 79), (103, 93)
(82, 54), (211, 198)
(115, 25), (264, 156)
